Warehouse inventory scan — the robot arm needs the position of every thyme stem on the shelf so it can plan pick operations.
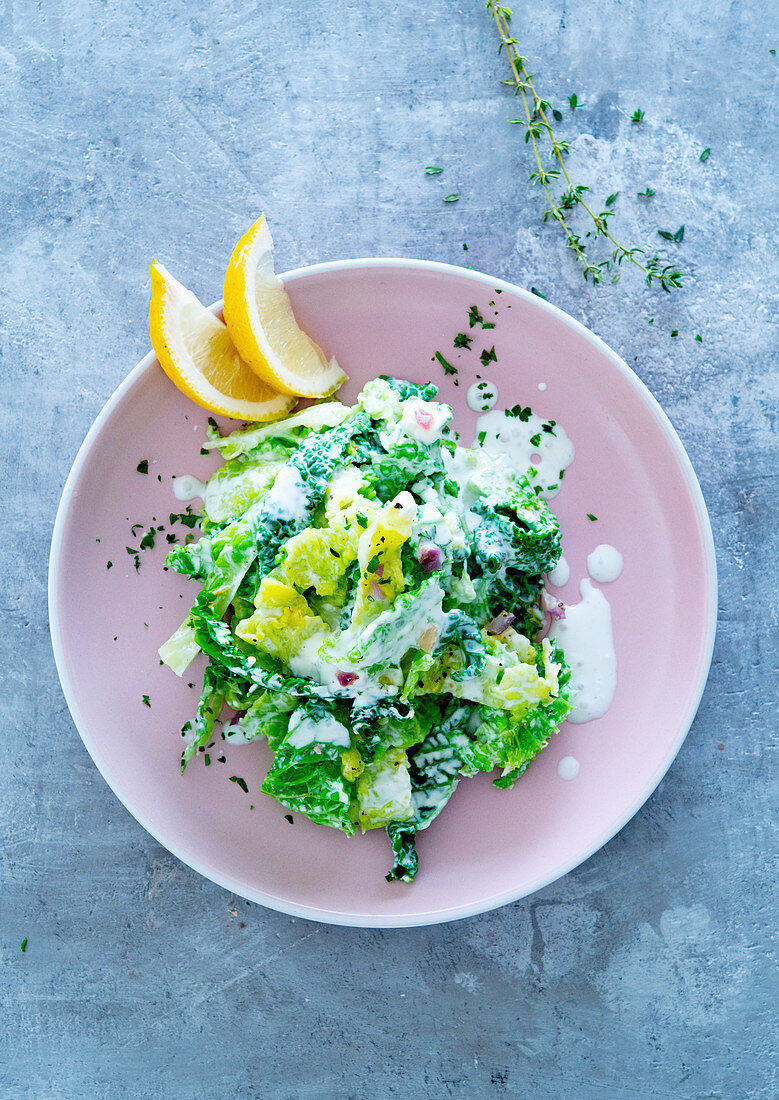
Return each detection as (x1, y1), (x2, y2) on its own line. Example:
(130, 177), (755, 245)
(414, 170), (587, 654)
(485, 2), (685, 292)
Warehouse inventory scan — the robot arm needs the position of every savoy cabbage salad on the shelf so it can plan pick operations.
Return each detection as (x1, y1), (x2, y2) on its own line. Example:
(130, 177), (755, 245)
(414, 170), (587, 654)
(159, 376), (572, 883)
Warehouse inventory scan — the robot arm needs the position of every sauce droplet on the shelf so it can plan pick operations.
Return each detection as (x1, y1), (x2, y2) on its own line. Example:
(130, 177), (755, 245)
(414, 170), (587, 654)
(547, 556), (570, 587)
(172, 475), (207, 502)
(466, 380), (498, 412)
(557, 756), (579, 780)
(587, 544), (623, 583)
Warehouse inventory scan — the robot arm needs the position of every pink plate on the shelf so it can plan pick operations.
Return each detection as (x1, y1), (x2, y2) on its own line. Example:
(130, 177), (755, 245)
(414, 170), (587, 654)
(49, 259), (716, 927)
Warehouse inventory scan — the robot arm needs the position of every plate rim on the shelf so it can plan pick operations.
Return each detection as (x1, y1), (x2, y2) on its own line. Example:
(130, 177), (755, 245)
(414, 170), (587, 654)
(48, 256), (718, 927)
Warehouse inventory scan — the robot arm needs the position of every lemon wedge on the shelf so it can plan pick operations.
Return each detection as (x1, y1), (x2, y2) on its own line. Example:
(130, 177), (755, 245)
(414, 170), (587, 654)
(149, 261), (296, 422)
(223, 215), (346, 398)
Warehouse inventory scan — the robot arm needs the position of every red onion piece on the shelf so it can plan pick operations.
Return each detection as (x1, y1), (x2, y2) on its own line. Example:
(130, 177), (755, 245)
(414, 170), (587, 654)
(221, 708), (246, 736)
(336, 671), (358, 687)
(487, 610), (515, 635)
(371, 580), (385, 601)
(542, 591), (566, 620)
(417, 541), (441, 573)
(375, 563), (384, 578)
(414, 407), (434, 431)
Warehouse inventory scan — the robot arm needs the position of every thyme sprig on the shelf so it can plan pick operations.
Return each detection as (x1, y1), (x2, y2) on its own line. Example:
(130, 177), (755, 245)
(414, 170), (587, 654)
(485, 2), (685, 292)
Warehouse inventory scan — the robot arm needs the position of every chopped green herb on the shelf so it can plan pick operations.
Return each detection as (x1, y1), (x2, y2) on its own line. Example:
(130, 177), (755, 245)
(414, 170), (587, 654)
(199, 447), (209, 456)
(453, 333), (472, 349)
(530, 287), (548, 300)
(204, 753), (211, 766)
(462, 242), (468, 251)
(443, 193), (460, 203)
(481, 322), (496, 329)
(356, 513), (368, 527)
(467, 305), (484, 328)
(443, 478), (460, 497)
(495, 668), (505, 685)
(140, 529), (156, 551)
(136, 459), (149, 474)
(477, 431), (487, 446)
(630, 108), (645, 123)
(169, 512), (199, 529)
(587, 513), (598, 521)
(106, 561), (113, 570)
(20, 938), (27, 953)
(284, 814), (294, 824)
(605, 192), (619, 207)
(671, 329), (679, 337)
(529, 433), (542, 446)
(367, 554), (381, 573)
(695, 333), (703, 343)
(673, 225), (685, 243)
(638, 187), (655, 198)
(506, 404), (532, 421)
(657, 230), (674, 241)
(568, 93), (579, 110)
(435, 351), (457, 376)
(542, 420), (556, 434)
(142, 694), (151, 707)
(229, 776), (249, 794)
(700, 147), (711, 162)
(479, 346), (498, 366)
(425, 166), (443, 175)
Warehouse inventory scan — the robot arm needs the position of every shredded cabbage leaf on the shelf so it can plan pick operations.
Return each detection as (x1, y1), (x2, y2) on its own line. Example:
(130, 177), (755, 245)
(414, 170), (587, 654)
(160, 377), (572, 881)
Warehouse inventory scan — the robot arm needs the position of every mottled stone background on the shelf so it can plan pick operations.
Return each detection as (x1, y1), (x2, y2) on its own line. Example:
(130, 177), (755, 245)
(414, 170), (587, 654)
(1, 1), (776, 1096)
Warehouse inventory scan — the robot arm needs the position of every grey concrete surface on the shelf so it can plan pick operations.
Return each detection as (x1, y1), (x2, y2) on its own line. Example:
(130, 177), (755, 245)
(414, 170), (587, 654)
(1, 1), (776, 1097)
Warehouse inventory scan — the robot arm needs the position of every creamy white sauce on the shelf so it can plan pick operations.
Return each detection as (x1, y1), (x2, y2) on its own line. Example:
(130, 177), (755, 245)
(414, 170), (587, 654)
(221, 724), (253, 745)
(557, 756), (579, 780)
(172, 475), (207, 502)
(442, 445), (517, 511)
(538, 382), (547, 391)
(399, 399), (452, 445)
(466, 380), (498, 412)
(288, 632), (346, 688)
(262, 465), (308, 522)
(414, 498), (457, 551)
(356, 579), (449, 670)
(547, 556), (570, 587)
(287, 632), (389, 708)
(587, 544), (623, 583)
(327, 464), (364, 506)
(286, 711), (351, 749)
(550, 578), (616, 723)
(474, 409), (574, 498)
